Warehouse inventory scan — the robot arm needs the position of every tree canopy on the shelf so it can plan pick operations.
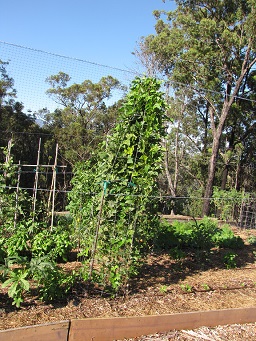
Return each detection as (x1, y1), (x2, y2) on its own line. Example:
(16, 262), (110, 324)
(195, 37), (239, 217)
(138, 0), (256, 215)
(44, 73), (123, 165)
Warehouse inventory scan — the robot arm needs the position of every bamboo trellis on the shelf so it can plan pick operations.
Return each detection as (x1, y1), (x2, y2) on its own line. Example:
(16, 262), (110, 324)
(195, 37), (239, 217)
(1, 139), (68, 229)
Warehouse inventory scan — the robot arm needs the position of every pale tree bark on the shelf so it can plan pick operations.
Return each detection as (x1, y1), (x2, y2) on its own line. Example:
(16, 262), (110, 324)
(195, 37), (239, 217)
(202, 45), (256, 216)
(163, 99), (185, 214)
(164, 125), (180, 198)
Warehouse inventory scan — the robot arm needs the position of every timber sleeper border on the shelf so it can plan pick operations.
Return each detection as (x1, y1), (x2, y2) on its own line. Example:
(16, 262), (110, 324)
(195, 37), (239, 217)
(0, 306), (255, 341)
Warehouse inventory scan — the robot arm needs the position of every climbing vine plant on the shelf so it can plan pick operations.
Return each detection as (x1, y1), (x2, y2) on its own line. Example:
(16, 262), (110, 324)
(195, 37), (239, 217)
(68, 77), (168, 292)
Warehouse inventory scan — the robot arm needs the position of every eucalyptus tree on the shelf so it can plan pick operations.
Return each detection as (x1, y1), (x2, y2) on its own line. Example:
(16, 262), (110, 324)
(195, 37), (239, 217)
(138, 0), (256, 215)
(0, 60), (16, 106)
(220, 68), (256, 191)
(0, 59), (16, 143)
(0, 61), (43, 166)
(45, 72), (122, 165)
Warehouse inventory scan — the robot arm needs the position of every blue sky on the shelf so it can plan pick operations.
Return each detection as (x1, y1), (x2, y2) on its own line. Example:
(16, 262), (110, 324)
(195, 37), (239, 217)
(0, 0), (175, 69)
(0, 0), (176, 113)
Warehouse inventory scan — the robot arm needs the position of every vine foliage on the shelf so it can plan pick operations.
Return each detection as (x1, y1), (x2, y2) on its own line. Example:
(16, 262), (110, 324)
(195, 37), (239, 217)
(68, 77), (168, 292)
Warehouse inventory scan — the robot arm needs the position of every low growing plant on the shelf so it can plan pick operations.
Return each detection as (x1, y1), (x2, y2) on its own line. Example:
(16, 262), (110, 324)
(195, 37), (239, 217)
(247, 235), (256, 246)
(159, 285), (168, 294)
(31, 225), (74, 262)
(0, 237), (6, 263)
(30, 256), (77, 302)
(1, 256), (30, 308)
(180, 283), (193, 292)
(169, 247), (186, 260)
(223, 252), (238, 269)
(5, 225), (30, 257)
(1, 255), (78, 307)
(201, 283), (210, 291)
(213, 225), (244, 249)
(155, 218), (244, 253)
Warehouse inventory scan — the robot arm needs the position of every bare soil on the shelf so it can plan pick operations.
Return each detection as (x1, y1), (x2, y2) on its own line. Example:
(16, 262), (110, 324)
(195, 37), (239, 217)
(0, 218), (256, 339)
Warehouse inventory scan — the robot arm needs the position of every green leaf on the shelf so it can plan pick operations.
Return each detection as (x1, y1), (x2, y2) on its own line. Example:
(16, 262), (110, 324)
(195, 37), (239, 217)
(20, 278), (30, 291)
(13, 297), (23, 308)
(2, 278), (14, 288)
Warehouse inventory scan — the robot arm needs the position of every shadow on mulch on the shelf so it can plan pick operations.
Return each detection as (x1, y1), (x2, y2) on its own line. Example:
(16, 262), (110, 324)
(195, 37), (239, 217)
(129, 244), (256, 292)
(0, 242), (255, 312)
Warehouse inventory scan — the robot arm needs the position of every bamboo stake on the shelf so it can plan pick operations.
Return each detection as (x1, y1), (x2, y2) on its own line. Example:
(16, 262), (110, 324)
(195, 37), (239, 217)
(14, 161), (21, 229)
(5, 139), (12, 164)
(4, 139), (12, 178)
(47, 168), (52, 215)
(13, 164), (66, 168)
(50, 144), (58, 231)
(88, 183), (106, 281)
(32, 138), (41, 221)
(239, 196), (245, 228)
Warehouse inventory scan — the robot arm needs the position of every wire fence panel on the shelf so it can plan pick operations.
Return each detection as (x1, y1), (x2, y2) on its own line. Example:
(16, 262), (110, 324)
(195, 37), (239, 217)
(0, 40), (136, 115)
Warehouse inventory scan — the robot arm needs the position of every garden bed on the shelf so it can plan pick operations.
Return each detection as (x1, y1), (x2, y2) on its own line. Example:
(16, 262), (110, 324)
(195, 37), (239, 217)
(0, 221), (256, 334)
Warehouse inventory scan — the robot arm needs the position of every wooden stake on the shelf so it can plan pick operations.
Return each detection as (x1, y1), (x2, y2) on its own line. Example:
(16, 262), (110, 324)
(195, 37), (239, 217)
(50, 144), (58, 231)
(32, 138), (41, 221)
(14, 161), (21, 228)
(4, 139), (12, 178)
(5, 139), (12, 164)
(88, 185), (105, 280)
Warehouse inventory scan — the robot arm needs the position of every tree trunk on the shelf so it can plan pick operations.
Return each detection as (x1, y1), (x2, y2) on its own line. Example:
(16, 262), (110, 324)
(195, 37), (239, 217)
(202, 104), (229, 216)
(221, 164), (229, 190)
(164, 148), (176, 197)
(202, 135), (220, 216)
(164, 121), (181, 214)
(202, 48), (255, 216)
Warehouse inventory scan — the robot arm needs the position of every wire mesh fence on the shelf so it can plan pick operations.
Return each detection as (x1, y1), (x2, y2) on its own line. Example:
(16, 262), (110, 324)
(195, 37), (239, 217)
(0, 40), (138, 118)
(1, 40), (256, 230)
(1, 175), (255, 229)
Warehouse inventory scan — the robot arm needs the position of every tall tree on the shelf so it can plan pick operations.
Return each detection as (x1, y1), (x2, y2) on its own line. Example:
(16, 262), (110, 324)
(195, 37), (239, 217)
(220, 68), (256, 190)
(0, 61), (41, 164)
(44, 73), (122, 165)
(138, 0), (256, 215)
(0, 60), (16, 106)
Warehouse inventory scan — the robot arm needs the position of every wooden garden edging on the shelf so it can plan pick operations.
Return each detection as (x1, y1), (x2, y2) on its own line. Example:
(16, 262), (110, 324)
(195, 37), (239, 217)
(0, 307), (255, 341)
(0, 320), (70, 341)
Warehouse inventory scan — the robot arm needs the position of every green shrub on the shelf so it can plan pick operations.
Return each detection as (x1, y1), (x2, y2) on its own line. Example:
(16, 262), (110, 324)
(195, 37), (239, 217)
(32, 226), (73, 262)
(154, 218), (244, 251)
(5, 226), (30, 257)
(30, 256), (76, 302)
(223, 252), (237, 269)
(212, 187), (248, 221)
(1, 256), (30, 308)
(213, 225), (244, 249)
(154, 219), (179, 250)
(170, 218), (219, 250)
(3, 220), (43, 258)
(0, 255), (77, 307)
